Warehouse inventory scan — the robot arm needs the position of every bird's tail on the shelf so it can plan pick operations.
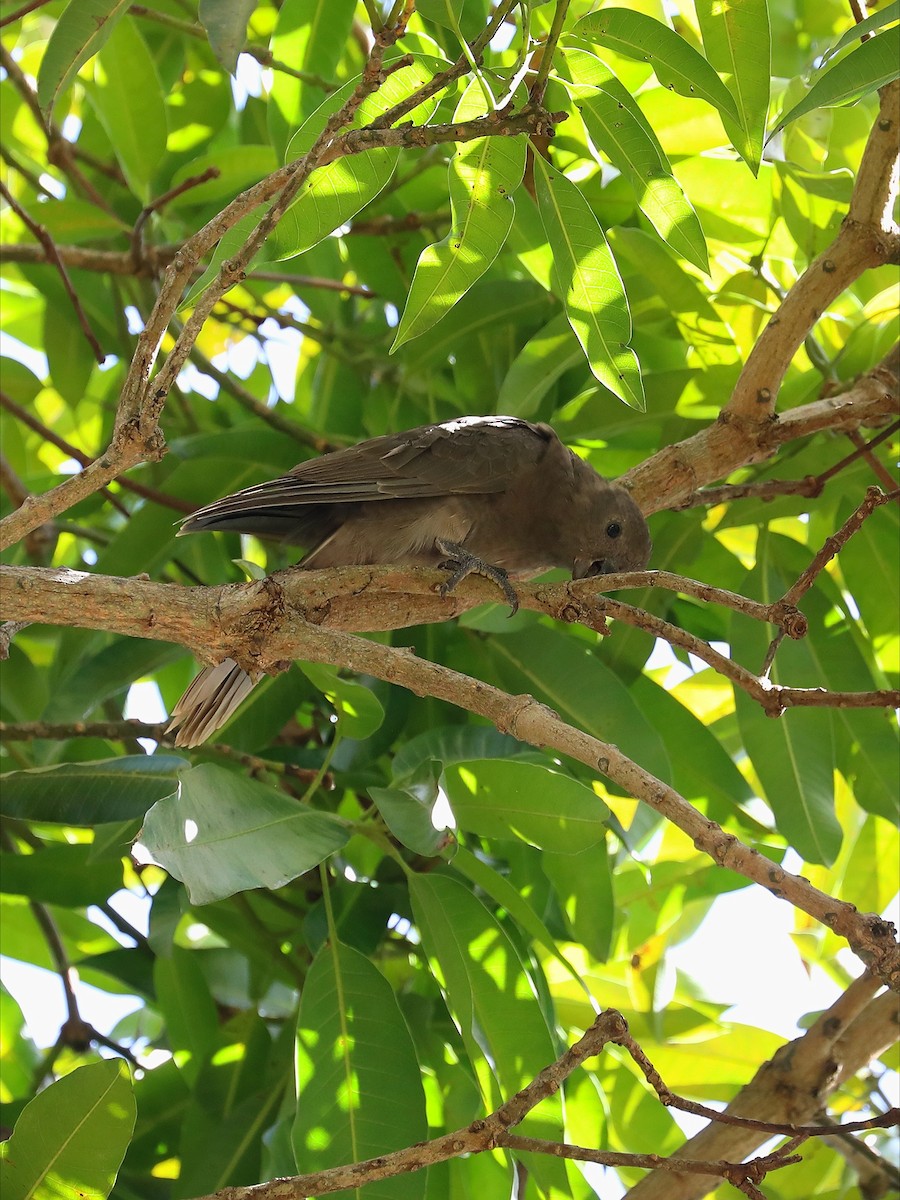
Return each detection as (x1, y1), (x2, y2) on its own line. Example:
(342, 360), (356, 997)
(166, 659), (260, 747)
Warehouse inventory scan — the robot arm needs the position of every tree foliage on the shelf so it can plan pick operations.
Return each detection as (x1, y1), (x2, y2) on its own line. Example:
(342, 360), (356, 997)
(0, 2), (898, 1198)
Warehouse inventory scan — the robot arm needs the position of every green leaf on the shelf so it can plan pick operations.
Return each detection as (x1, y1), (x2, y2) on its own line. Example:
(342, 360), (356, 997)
(452, 845), (599, 997)
(543, 840), (615, 962)
(774, 27), (900, 131)
(0, 983), (39, 1102)
(731, 536), (842, 865)
(44, 297), (96, 407)
(140, 763), (349, 904)
(180, 210), (270, 312)
(533, 156), (644, 409)
(369, 760), (449, 857)
(275, 59), (443, 260)
(292, 941), (427, 1194)
(0, 1060), (135, 1200)
(198, 0), (255, 76)
(479, 625), (671, 788)
(410, 874), (569, 1193)
(567, 48), (708, 272)
(391, 724), (524, 780)
(694, 0), (770, 174)
(822, 1), (900, 63)
(168, 146), (279, 210)
(300, 662), (385, 739)
(0, 844), (122, 906)
(410, 871), (560, 1088)
(574, 8), (740, 124)
(36, 0), (130, 116)
(496, 312), (584, 416)
(630, 674), (753, 816)
(268, 0), (358, 161)
(153, 948), (220, 1085)
(0, 755), (185, 824)
(444, 759), (607, 851)
(392, 78), (526, 349)
(90, 18), (168, 198)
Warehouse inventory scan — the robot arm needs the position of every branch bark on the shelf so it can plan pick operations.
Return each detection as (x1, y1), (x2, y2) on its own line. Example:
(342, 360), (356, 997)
(724, 80), (899, 424)
(2, 562), (897, 987)
(626, 974), (900, 1199)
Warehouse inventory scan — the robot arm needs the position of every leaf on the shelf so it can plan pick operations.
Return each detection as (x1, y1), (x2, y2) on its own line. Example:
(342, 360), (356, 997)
(180, 210), (266, 312)
(574, 8), (740, 124)
(452, 845), (600, 996)
(153, 948), (220, 1085)
(496, 312), (584, 416)
(300, 662), (385, 740)
(694, 0), (771, 174)
(822, 1), (900, 63)
(443, 759), (608, 851)
(0, 1060), (135, 1200)
(774, 27), (900, 132)
(533, 156), (645, 409)
(36, 0), (130, 116)
(566, 48), (709, 272)
(90, 17), (168, 198)
(0, 755), (185, 824)
(0, 845), (122, 907)
(730, 535), (842, 865)
(268, 0), (358, 161)
(369, 759), (449, 857)
(198, 0), (255, 76)
(409, 873), (569, 1191)
(478, 625), (671, 788)
(44, 296), (96, 407)
(140, 763), (349, 904)
(391, 724), (524, 780)
(274, 59), (443, 260)
(168, 146), (279, 210)
(543, 840), (615, 962)
(392, 78), (526, 349)
(292, 941), (427, 1195)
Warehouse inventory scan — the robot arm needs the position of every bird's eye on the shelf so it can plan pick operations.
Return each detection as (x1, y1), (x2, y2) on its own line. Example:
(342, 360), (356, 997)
(606, 522), (622, 539)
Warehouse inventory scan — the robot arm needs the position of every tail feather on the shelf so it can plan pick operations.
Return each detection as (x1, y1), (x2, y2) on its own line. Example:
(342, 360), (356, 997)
(166, 659), (259, 747)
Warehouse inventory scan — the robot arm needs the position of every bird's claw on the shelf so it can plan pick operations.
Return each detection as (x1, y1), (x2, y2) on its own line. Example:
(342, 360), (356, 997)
(436, 539), (519, 615)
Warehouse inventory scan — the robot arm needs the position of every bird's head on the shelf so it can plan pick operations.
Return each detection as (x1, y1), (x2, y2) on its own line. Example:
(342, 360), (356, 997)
(572, 486), (652, 579)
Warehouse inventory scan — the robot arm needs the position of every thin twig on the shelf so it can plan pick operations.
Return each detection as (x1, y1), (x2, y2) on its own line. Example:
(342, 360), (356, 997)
(676, 419), (900, 509)
(845, 426), (899, 496)
(131, 167), (221, 266)
(0, 0), (54, 27)
(0, 620), (30, 659)
(0, 179), (104, 362)
(0, 391), (195, 514)
(529, 0), (571, 104)
(184, 343), (336, 452)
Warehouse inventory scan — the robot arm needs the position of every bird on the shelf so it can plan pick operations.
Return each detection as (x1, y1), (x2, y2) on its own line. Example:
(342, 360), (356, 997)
(166, 415), (652, 746)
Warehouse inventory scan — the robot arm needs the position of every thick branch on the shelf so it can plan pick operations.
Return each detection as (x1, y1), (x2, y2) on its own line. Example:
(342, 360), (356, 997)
(627, 974), (900, 1200)
(725, 81), (899, 423)
(626, 345), (899, 512)
(2, 563), (897, 986)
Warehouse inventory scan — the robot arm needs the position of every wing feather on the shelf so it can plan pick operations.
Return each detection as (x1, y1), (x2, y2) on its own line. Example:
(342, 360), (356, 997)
(179, 416), (554, 535)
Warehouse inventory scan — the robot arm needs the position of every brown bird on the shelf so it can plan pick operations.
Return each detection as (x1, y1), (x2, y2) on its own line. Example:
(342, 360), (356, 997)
(167, 415), (651, 746)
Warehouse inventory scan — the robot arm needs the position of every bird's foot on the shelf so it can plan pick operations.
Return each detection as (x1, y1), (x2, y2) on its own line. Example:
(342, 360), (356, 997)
(435, 539), (519, 615)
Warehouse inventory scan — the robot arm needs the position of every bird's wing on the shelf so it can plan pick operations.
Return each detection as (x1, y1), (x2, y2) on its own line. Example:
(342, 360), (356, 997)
(179, 416), (555, 531)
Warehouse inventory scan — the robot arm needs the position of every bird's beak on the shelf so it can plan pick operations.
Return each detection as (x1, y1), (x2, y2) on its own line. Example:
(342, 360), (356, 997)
(572, 557), (601, 580)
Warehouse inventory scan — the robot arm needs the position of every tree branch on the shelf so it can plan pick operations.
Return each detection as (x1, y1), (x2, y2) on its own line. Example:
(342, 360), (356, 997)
(2, 562), (897, 986)
(626, 344), (899, 513)
(626, 974), (900, 1199)
(189, 1007), (897, 1200)
(725, 80), (899, 423)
